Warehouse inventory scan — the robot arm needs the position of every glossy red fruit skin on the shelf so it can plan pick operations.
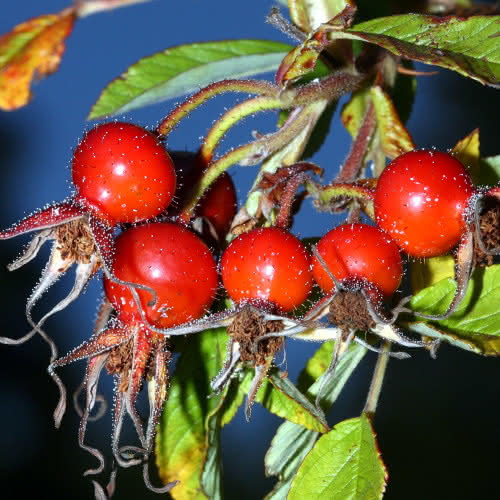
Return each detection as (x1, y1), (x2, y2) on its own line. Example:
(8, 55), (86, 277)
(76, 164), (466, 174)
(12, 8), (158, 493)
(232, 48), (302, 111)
(72, 122), (176, 225)
(198, 172), (237, 238)
(311, 223), (403, 298)
(374, 149), (475, 258)
(221, 227), (312, 313)
(103, 222), (218, 328)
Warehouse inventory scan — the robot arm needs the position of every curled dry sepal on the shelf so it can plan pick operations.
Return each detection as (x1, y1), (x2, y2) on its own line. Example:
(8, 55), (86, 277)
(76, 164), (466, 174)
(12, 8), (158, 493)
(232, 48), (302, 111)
(0, 122), (179, 495)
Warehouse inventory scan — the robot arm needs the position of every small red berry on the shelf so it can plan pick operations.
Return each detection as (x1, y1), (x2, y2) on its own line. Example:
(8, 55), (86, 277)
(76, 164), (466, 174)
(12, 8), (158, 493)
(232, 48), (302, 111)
(72, 122), (176, 224)
(103, 222), (218, 328)
(311, 223), (403, 298)
(221, 227), (312, 313)
(169, 151), (237, 239)
(198, 172), (237, 238)
(374, 149), (475, 257)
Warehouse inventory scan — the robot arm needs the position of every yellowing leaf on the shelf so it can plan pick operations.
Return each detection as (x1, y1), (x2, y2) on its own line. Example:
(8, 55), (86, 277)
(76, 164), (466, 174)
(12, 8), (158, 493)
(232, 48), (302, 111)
(341, 89), (369, 137)
(0, 9), (76, 110)
(452, 128), (480, 181)
(410, 255), (455, 294)
(156, 329), (229, 500)
(276, 3), (356, 85)
(370, 85), (415, 159)
(275, 40), (324, 86)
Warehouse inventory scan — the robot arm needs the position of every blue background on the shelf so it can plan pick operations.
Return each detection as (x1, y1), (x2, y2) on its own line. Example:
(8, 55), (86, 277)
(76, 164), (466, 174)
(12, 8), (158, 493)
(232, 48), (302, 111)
(0, 1), (499, 499)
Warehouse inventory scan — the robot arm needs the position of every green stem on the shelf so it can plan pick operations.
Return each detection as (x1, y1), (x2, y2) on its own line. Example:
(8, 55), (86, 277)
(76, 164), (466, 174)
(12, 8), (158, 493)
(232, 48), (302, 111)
(307, 181), (375, 204)
(156, 79), (279, 138)
(364, 340), (391, 416)
(200, 95), (286, 163)
(179, 106), (313, 223)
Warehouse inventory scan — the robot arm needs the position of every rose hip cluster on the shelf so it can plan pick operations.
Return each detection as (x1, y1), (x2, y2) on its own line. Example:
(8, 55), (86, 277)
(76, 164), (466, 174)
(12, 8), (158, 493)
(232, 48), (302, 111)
(1, 121), (496, 497)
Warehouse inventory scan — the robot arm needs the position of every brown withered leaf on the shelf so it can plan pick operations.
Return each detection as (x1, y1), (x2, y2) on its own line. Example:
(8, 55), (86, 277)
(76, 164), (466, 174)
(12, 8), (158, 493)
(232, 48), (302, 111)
(0, 9), (76, 111)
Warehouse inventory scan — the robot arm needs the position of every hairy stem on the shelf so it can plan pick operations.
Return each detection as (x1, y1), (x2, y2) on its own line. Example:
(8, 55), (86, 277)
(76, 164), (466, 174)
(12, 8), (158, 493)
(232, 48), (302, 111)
(179, 106), (313, 223)
(275, 172), (309, 229)
(307, 181), (374, 204)
(156, 79), (279, 138)
(266, 6), (307, 42)
(335, 102), (376, 182)
(294, 71), (365, 105)
(364, 340), (391, 416)
(200, 95), (286, 164)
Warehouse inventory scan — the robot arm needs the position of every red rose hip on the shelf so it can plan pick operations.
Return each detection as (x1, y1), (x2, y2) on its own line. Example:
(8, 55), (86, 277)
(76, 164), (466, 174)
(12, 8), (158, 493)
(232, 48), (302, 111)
(221, 227), (312, 313)
(72, 122), (176, 224)
(312, 223), (403, 298)
(374, 149), (475, 257)
(104, 222), (218, 328)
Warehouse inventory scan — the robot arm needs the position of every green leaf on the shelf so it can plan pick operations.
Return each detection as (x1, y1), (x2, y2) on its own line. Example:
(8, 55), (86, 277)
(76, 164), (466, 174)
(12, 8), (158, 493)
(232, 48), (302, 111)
(288, 414), (387, 500)
(156, 328), (229, 500)
(265, 425), (319, 500)
(201, 399), (224, 499)
(218, 364), (329, 432)
(405, 321), (500, 356)
(256, 369), (329, 433)
(218, 369), (253, 427)
(477, 155), (500, 186)
(265, 342), (367, 499)
(408, 265), (500, 337)
(298, 341), (367, 407)
(89, 40), (292, 119)
(219, 364), (329, 432)
(342, 14), (500, 87)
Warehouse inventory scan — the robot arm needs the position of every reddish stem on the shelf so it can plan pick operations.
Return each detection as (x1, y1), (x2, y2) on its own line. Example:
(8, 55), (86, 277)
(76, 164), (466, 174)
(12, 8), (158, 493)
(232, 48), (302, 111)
(156, 79), (279, 138)
(275, 171), (309, 229)
(335, 102), (376, 182)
